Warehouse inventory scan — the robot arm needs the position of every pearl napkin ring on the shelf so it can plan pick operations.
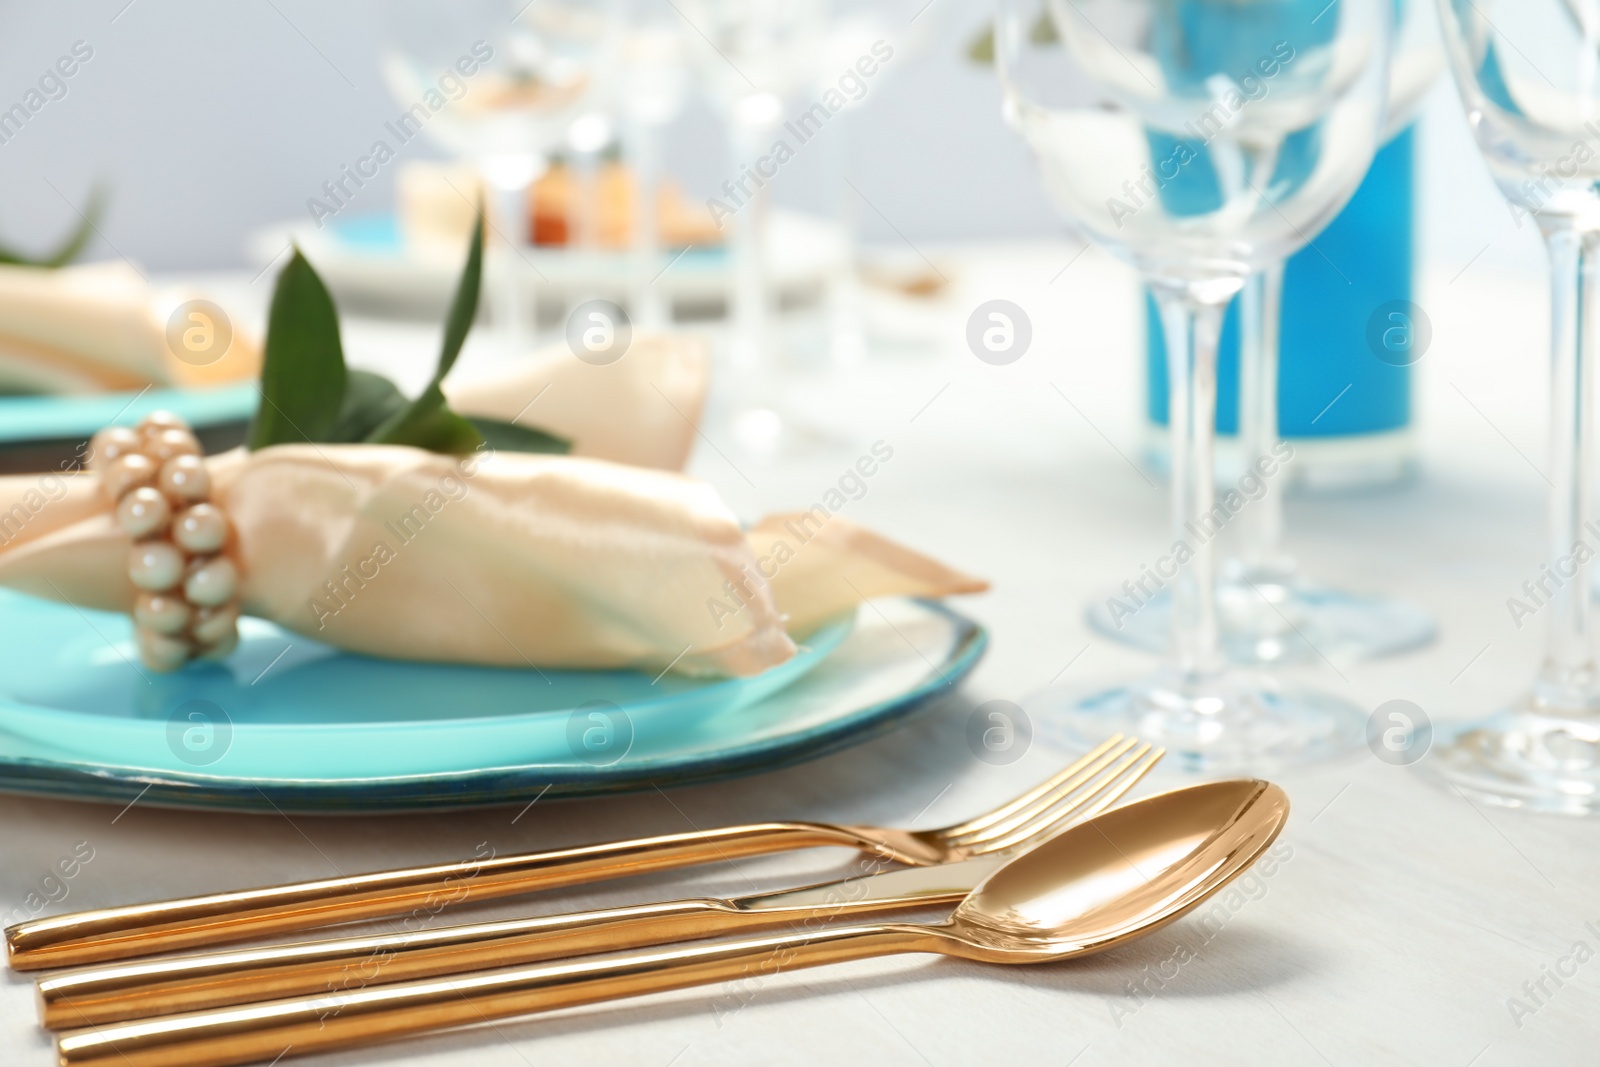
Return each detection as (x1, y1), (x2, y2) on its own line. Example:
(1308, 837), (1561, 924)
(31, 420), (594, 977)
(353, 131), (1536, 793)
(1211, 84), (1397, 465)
(90, 412), (240, 671)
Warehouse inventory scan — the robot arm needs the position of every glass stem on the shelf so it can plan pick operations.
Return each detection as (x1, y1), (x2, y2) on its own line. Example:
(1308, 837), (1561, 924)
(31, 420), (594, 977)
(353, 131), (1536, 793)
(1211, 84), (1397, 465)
(1237, 262), (1289, 576)
(628, 119), (667, 330)
(481, 156), (540, 347)
(1535, 226), (1600, 713)
(827, 109), (865, 367)
(1155, 285), (1229, 678)
(728, 113), (773, 375)
(574, 149), (599, 255)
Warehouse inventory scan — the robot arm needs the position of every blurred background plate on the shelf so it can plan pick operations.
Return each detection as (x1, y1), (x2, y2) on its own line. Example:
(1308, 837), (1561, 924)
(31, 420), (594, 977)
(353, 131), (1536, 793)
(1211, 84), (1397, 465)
(247, 209), (847, 322)
(0, 593), (984, 813)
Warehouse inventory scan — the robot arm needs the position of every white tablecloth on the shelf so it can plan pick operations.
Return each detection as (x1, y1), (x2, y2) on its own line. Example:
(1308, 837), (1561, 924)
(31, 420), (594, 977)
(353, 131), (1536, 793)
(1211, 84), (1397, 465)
(3, 244), (1597, 1066)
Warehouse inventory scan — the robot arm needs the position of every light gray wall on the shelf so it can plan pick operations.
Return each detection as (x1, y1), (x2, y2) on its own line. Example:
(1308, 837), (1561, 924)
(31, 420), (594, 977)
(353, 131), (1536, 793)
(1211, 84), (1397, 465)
(0, 1), (1529, 276)
(0, 0), (1063, 270)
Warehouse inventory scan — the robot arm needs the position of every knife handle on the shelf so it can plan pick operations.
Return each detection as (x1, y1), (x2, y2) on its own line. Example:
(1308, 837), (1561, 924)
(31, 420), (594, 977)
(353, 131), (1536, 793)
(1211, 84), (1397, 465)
(41, 879), (967, 1029)
(57, 925), (935, 1067)
(6, 822), (862, 971)
(39, 897), (729, 1028)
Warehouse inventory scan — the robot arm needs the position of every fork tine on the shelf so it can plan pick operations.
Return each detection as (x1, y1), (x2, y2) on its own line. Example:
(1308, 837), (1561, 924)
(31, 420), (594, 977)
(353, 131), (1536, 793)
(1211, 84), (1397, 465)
(968, 746), (1165, 855)
(942, 736), (1139, 846)
(939, 734), (1131, 840)
(952, 742), (1157, 849)
(950, 741), (1154, 847)
(1064, 746), (1165, 823)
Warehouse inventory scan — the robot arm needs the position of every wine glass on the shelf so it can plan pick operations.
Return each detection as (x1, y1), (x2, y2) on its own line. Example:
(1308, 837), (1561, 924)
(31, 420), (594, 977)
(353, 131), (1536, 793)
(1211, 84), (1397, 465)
(379, 0), (623, 345)
(999, 0), (1392, 771)
(678, 0), (829, 455)
(813, 0), (941, 369)
(1088, 0), (1443, 665)
(1427, 0), (1600, 813)
(612, 4), (691, 330)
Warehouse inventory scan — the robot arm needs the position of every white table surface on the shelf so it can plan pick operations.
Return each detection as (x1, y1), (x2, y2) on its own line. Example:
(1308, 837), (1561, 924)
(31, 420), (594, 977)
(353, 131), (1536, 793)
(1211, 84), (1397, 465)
(4, 242), (1598, 1067)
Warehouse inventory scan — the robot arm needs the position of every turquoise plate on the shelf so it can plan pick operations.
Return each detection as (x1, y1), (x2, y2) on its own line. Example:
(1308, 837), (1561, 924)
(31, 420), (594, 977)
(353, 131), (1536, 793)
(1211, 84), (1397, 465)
(0, 383), (257, 446)
(0, 592), (985, 813)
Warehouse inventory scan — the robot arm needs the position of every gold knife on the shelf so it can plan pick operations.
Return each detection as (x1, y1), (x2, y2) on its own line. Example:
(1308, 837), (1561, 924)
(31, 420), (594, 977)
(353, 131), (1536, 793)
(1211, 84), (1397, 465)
(40, 854), (1007, 1029)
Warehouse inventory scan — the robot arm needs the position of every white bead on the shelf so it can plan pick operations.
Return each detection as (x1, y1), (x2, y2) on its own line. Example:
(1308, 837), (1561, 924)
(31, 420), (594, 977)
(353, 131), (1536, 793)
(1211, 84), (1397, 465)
(184, 556), (237, 608)
(139, 410), (188, 434)
(172, 504), (227, 554)
(104, 453), (158, 501)
(191, 603), (239, 646)
(159, 454), (210, 504)
(116, 487), (171, 541)
(128, 541), (184, 592)
(89, 427), (141, 472)
(197, 629), (239, 661)
(136, 629), (191, 671)
(134, 592), (191, 636)
(146, 427), (201, 462)
(138, 631), (191, 670)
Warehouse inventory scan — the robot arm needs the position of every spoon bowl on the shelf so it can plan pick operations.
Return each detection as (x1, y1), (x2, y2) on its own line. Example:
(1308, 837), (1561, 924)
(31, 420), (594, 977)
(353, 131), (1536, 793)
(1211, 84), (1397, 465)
(945, 777), (1288, 961)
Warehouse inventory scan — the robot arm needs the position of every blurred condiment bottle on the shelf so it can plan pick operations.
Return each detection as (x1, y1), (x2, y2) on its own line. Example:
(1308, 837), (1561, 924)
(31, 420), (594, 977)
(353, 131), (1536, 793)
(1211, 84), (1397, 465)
(397, 160), (721, 252)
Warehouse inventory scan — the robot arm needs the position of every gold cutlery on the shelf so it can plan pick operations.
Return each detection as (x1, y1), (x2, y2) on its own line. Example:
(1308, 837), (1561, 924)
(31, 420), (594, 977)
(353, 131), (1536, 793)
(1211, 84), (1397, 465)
(7, 735), (1157, 971)
(39, 853), (1005, 1029)
(35, 741), (1163, 1027)
(53, 778), (1287, 1067)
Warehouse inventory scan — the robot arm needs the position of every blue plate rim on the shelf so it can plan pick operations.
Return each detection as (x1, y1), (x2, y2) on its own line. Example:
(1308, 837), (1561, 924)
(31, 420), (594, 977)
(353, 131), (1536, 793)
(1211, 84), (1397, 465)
(0, 382), (258, 445)
(0, 599), (987, 814)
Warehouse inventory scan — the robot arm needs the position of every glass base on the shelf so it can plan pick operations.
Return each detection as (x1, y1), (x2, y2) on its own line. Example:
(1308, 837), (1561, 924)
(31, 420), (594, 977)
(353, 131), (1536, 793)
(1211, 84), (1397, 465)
(1424, 706), (1600, 815)
(1029, 667), (1367, 774)
(1085, 576), (1436, 665)
(705, 403), (837, 463)
(729, 407), (785, 456)
(829, 326), (869, 369)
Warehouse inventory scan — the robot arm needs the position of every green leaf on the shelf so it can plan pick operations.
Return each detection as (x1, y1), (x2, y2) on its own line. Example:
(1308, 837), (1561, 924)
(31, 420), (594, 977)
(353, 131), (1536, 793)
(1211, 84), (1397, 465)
(966, 26), (995, 63)
(1029, 11), (1058, 45)
(435, 209), (484, 383)
(370, 211), (485, 450)
(246, 214), (500, 459)
(0, 185), (106, 268)
(328, 370), (410, 442)
(467, 416), (572, 455)
(372, 385), (484, 454)
(248, 249), (347, 450)
(965, 13), (1056, 65)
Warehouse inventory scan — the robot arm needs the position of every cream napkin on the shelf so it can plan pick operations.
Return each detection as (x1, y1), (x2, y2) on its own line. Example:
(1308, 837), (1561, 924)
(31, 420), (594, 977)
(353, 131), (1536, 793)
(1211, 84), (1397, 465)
(444, 332), (708, 471)
(0, 446), (985, 677)
(0, 262), (260, 394)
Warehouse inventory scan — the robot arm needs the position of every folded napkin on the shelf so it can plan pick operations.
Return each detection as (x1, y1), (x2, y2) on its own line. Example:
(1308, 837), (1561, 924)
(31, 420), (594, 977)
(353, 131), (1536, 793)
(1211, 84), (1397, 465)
(0, 262), (260, 394)
(443, 332), (708, 471)
(0, 446), (985, 677)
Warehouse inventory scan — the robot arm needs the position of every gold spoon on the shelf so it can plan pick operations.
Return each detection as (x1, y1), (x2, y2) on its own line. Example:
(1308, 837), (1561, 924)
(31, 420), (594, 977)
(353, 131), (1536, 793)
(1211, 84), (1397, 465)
(57, 778), (1287, 1067)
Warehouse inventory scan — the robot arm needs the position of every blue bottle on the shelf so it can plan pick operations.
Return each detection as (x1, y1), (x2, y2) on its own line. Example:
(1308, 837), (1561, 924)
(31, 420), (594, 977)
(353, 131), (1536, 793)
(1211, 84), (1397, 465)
(1144, 8), (1416, 489)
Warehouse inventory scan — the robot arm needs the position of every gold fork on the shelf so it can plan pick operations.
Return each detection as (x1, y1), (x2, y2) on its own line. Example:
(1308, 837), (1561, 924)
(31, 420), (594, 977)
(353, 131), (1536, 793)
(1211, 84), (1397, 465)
(6, 735), (1156, 971)
(34, 742), (1163, 1028)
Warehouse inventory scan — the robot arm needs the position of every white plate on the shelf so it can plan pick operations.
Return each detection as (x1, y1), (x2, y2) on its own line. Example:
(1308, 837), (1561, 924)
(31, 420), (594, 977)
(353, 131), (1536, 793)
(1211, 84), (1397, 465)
(247, 211), (848, 319)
